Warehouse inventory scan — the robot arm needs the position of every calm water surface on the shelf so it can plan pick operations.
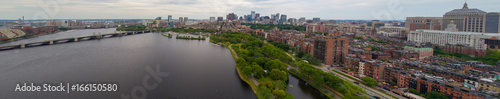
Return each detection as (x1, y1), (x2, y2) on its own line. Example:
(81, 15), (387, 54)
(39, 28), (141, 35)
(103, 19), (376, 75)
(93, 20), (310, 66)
(0, 28), (325, 99)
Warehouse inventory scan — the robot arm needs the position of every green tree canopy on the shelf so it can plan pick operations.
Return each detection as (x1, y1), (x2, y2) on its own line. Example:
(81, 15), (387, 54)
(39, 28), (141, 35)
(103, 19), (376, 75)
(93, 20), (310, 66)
(269, 69), (288, 81)
(425, 91), (448, 99)
(361, 77), (378, 87)
(272, 89), (287, 99)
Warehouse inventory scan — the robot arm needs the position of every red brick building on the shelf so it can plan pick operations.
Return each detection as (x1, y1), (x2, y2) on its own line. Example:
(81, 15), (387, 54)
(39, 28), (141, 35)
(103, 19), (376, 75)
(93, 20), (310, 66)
(392, 50), (419, 60)
(364, 60), (389, 82)
(438, 45), (486, 57)
(313, 36), (349, 65)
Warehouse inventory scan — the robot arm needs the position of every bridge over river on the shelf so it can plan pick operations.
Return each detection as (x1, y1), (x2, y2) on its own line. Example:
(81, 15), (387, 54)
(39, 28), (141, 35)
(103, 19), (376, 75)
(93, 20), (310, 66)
(0, 30), (151, 51)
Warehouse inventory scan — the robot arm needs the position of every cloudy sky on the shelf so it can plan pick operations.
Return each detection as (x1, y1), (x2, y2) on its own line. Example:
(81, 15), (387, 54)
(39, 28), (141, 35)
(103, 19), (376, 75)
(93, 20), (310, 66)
(1, 0), (499, 20)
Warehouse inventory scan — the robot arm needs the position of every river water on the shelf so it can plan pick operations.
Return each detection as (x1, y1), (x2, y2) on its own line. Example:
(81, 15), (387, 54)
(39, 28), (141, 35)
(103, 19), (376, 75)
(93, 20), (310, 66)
(0, 28), (325, 99)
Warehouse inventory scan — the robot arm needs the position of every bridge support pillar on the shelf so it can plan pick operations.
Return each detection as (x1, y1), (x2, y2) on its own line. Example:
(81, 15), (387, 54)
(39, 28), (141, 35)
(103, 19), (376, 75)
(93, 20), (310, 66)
(133, 32), (135, 35)
(49, 40), (53, 45)
(98, 32), (102, 39)
(143, 31), (145, 33)
(20, 43), (25, 48)
(74, 37), (78, 42)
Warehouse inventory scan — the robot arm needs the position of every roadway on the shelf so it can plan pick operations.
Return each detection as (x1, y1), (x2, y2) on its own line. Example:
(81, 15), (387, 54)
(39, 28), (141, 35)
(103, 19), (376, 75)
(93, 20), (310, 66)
(318, 65), (407, 99)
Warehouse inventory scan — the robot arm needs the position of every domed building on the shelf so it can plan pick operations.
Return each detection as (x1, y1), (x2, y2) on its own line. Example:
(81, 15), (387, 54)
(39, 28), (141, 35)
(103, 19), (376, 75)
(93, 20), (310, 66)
(442, 3), (486, 32)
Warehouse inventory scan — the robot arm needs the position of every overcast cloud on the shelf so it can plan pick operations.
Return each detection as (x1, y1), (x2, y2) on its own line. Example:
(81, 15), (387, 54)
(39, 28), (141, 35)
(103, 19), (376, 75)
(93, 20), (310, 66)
(1, 0), (499, 20)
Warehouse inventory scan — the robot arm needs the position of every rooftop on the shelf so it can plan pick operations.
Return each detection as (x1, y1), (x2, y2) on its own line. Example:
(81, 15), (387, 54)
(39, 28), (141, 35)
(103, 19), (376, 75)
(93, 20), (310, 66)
(445, 3), (486, 14)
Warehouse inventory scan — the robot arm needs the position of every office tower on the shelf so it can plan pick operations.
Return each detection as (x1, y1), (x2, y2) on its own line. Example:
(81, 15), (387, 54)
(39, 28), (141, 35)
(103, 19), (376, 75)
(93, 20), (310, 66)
(313, 18), (320, 22)
(485, 12), (500, 33)
(405, 17), (442, 31)
(210, 17), (216, 22)
(155, 17), (161, 20)
(255, 13), (260, 21)
(279, 14), (287, 24)
(226, 13), (236, 21)
(179, 17), (183, 25)
(313, 36), (349, 65)
(251, 11), (256, 21)
(274, 13), (280, 23)
(184, 17), (188, 23)
(271, 14), (275, 21)
(168, 15), (172, 23)
(442, 3), (486, 32)
(299, 17), (306, 23)
(243, 15), (248, 21)
(217, 17), (223, 21)
(247, 16), (252, 21)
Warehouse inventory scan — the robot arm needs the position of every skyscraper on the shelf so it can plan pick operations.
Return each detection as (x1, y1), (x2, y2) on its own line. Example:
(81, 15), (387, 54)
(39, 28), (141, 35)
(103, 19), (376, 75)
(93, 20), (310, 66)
(217, 17), (223, 21)
(179, 17), (183, 25)
(168, 15), (172, 23)
(243, 15), (248, 21)
(299, 17), (306, 23)
(255, 13), (260, 21)
(274, 13), (280, 23)
(485, 12), (500, 33)
(210, 17), (216, 22)
(184, 17), (188, 23)
(313, 18), (320, 22)
(279, 14), (287, 24)
(226, 13), (236, 21)
(251, 11), (256, 21)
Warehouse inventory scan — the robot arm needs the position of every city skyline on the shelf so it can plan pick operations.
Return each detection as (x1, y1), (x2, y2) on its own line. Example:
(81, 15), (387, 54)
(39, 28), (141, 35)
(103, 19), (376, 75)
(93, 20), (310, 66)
(1, 0), (500, 20)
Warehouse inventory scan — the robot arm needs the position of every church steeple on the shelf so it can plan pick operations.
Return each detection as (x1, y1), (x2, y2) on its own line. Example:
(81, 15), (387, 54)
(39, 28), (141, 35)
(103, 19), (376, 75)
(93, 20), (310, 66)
(462, 0), (469, 9)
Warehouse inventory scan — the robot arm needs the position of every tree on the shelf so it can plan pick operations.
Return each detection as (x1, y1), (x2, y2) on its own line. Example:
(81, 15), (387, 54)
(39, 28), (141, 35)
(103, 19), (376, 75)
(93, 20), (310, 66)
(264, 59), (287, 71)
(409, 88), (420, 94)
(265, 81), (275, 89)
(242, 66), (253, 77)
(361, 77), (378, 87)
(284, 92), (295, 99)
(272, 89), (287, 99)
(270, 69), (282, 80)
(425, 91), (448, 99)
(257, 86), (273, 99)
(252, 65), (265, 79)
(270, 69), (288, 81)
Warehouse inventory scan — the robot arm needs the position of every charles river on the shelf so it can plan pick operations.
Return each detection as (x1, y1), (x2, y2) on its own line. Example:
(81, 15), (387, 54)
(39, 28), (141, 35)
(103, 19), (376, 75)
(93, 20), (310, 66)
(0, 28), (327, 99)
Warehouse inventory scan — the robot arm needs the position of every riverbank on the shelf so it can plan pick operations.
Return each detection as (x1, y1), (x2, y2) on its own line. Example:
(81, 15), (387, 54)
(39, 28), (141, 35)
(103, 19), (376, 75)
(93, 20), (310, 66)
(225, 43), (261, 97)
(176, 35), (206, 40)
(288, 70), (338, 99)
(211, 32), (294, 99)
(161, 33), (173, 38)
